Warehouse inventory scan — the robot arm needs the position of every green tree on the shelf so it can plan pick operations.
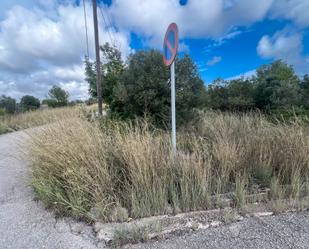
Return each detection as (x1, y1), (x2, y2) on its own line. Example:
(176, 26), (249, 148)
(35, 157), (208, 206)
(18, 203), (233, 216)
(300, 74), (309, 108)
(175, 55), (207, 121)
(48, 85), (69, 107)
(226, 78), (255, 111)
(20, 95), (40, 111)
(206, 78), (254, 111)
(0, 95), (16, 114)
(85, 43), (125, 105)
(206, 78), (229, 110)
(111, 50), (207, 126)
(253, 60), (301, 110)
(42, 99), (57, 108)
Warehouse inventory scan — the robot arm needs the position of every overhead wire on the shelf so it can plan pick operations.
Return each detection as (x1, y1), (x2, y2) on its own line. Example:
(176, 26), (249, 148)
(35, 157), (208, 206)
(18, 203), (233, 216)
(106, 8), (121, 50)
(98, 5), (116, 48)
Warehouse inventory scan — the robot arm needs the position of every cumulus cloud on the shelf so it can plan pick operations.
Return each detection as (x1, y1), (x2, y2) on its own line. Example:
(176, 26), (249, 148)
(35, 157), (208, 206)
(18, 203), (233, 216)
(108, 0), (274, 46)
(271, 0), (309, 28)
(0, 1), (132, 100)
(1, 0), (309, 99)
(257, 30), (308, 74)
(207, 56), (222, 66)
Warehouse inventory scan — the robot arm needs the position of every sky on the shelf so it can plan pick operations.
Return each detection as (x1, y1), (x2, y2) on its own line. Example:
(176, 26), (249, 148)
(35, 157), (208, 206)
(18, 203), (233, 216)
(0, 0), (308, 100)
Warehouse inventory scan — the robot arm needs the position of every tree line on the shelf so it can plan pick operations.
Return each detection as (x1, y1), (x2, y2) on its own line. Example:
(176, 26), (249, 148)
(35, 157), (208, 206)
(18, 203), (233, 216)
(85, 43), (309, 126)
(2, 43), (308, 121)
(0, 86), (70, 115)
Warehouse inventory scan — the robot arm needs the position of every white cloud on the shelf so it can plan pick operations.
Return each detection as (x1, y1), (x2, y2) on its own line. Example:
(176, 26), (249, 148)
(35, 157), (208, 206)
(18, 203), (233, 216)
(207, 56), (222, 66)
(0, 64), (88, 100)
(271, 0), (309, 28)
(257, 29), (308, 74)
(0, 2), (132, 100)
(1, 0), (309, 100)
(109, 0), (274, 47)
(226, 69), (256, 81)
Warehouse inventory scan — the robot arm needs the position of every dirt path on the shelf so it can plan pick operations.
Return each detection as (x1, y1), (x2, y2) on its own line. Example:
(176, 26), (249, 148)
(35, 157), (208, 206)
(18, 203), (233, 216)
(1, 129), (309, 249)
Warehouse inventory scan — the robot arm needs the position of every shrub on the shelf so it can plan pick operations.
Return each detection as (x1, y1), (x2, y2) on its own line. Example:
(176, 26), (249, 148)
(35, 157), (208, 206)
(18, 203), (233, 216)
(20, 95), (40, 112)
(0, 95), (16, 114)
(0, 108), (6, 116)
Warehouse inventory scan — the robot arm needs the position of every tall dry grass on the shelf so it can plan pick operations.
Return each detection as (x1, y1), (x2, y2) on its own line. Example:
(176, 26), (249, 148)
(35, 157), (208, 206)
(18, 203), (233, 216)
(27, 111), (309, 221)
(0, 105), (95, 134)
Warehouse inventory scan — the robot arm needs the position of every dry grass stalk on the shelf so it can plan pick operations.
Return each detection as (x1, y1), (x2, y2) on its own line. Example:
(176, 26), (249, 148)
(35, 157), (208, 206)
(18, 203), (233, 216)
(27, 111), (309, 221)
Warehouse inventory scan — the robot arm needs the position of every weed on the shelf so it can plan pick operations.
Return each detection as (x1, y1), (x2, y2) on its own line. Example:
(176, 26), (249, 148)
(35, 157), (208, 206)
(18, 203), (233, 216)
(234, 175), (247, 208)
(112, 226), (149, 248)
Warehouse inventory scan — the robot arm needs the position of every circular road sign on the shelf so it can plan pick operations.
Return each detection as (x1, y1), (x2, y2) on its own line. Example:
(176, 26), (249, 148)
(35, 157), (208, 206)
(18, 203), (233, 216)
(163, 23), (179, 66)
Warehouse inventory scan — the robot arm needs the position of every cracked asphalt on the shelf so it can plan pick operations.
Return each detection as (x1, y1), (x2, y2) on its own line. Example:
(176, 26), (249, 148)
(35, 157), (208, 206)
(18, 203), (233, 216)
(1, 129), (309, 249)
(128, 211), (309, 249)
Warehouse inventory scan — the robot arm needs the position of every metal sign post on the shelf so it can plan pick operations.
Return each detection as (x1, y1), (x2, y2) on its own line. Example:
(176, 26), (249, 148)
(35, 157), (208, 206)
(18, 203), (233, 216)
(171, 61), (176, 154)
(163, 23), (179, 155)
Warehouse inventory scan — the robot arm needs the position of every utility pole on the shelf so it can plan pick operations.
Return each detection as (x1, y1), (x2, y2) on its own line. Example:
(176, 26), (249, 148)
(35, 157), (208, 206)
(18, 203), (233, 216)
(92, 0), (103, 116)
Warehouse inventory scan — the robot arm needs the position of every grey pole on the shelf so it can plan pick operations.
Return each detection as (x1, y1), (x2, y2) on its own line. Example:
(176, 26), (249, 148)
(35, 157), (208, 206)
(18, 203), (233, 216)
(92, 0), (103, 116)
(171, 61), (176, 154)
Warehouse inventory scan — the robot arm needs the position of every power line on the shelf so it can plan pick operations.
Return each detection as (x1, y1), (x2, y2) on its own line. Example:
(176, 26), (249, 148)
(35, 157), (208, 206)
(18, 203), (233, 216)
(82, 0), (90, 58)
(98, 5), (116, 47)
(105, 6), (121, 50)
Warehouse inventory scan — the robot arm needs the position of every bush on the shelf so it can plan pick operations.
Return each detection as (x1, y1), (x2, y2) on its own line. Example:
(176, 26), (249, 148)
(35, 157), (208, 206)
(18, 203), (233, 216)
(0, 95), (16, 114)
(20, 95), (40, 112)
(111, 51), (207, 127)
(86, 48), (207, 127)
(42, 99), (60, 108)
(0, 108), (6, 116)
(28, 112), (309, 221)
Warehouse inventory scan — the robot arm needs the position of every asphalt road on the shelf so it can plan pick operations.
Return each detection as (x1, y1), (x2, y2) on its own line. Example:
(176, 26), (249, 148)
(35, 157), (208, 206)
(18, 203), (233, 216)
(0, 130), (100, 249)
(1, 129), (309, 249)
(129, 211), (309, 249)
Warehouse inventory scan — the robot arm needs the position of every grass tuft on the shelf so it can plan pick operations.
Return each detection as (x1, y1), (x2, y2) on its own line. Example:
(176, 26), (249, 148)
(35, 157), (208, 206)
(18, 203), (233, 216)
(27, 111), (309, 221)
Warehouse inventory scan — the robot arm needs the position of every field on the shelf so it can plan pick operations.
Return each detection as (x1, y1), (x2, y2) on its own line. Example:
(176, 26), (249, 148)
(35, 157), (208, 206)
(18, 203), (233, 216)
(24, 108), (309, 222)
(0, 105), (97, 134)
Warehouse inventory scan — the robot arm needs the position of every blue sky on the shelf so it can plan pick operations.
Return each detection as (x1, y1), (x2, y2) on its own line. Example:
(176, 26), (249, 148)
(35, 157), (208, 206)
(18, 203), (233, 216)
(0, 0), (308, 99)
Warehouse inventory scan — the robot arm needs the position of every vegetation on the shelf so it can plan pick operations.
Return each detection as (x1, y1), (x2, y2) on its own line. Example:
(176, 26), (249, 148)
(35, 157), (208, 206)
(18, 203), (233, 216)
(85, 44), (206, 126)
(0, 85), (92, 134)
(28, 112), (309, 221)
(0, 95), (16, 114)
(20, 95), (40, 112)
(42, 85), (69, 107)
(1, 42), (307, 225)
(0, 106), (83, 134)
(85, 45), (309, 126)
(207, 61), (309, 119)
(112, 226), (150, 248)
(85, 43), (125, 106)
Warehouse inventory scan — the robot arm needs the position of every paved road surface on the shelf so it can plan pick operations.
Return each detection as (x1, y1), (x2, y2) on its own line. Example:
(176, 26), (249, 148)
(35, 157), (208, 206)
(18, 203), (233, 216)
(0, 130), (100, 249)
(0, 129), (309, 249)
(129, 212), (309, 249)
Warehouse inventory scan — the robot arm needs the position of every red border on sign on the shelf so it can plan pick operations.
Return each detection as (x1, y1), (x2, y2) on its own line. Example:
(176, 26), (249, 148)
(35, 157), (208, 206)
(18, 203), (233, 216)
(163, 23), (179, 66)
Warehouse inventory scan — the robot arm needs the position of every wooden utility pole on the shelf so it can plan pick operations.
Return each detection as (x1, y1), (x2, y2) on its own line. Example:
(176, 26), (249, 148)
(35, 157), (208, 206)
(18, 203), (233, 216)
(92, 0), (103, 116)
